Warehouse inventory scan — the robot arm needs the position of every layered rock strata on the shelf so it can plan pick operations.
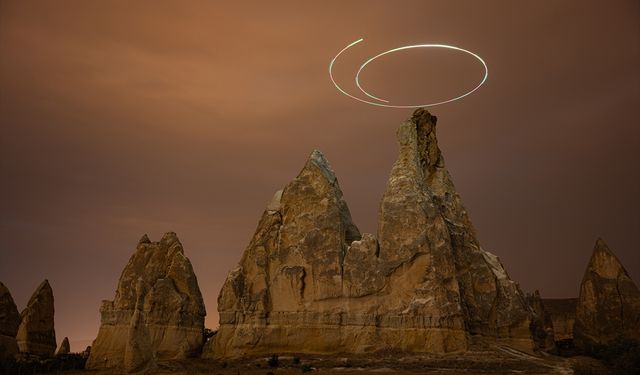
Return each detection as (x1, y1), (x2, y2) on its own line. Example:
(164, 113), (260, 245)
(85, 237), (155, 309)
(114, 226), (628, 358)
(87, 233), (206, 369)
(209, 109), (535, 358)
(16, 280), (56, 356)
(0, 281), (21, 360)
(574, 238), (640, 350)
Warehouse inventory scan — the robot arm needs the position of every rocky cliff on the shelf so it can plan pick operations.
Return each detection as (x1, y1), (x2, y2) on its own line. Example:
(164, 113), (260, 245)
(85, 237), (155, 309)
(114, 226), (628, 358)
(208, 109), (535, 358)
(0, 281), (21, 360)
(574, 238), (640, 351)
(16, 280), (57, 356)
(86, 232), (206, 369)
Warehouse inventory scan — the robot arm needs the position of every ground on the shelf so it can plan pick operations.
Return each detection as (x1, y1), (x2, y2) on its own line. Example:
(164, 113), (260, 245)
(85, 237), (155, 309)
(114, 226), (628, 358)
(59, 346), (577, 375)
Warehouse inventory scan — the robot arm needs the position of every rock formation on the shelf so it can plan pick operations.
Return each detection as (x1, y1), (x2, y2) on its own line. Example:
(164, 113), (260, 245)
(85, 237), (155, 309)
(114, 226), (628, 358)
(16, 280), (56, 356)
(0, 281), (21, 360)
(527, 291), (555, 351)
(208, 109), (535, 358)
(574, 238), (640, 351)
(542, 298), (577, 342)
(55, 337), (70, 356)
(123, 279), (155, 373)
(86, 232), (206, 369)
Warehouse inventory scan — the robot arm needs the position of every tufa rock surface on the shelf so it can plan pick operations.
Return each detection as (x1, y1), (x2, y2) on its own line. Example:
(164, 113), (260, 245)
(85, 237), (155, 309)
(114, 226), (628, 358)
(55, 337), (70, 356)
(86, 233), (206, 369)
(123, 279), (155, 373)
(16, 280), (56, 356)
(0, 281), (21, 360)
(574, 238), (640, 350)
(526, 290), (555, 351)
(208, 109), (535, 358)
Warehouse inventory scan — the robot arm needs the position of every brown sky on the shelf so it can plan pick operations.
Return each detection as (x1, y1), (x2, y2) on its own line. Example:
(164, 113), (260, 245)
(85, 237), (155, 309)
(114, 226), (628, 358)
(1, 0), (639, 352)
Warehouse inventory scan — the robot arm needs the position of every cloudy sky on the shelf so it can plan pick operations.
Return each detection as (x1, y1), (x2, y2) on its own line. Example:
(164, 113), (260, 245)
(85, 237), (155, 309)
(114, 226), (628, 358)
(1, 0), (638, 351)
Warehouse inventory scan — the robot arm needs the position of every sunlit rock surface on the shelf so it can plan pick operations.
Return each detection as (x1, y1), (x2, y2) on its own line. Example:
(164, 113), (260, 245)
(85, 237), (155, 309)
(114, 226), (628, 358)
(16, 280), (56, 356)
(87, 233), (206, 369)
(574, 238), (640, 350)
(208, 109), (535, 358)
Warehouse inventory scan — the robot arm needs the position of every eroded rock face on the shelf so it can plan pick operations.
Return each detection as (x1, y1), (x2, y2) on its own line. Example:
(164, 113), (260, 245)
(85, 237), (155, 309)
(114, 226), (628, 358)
(209, 110), (535, 358)
(527, 291), (555, 351)
(124, 279), (155, 373)
(16, 280), (56, 356)
(0, 281), (21, 359)
(86, 233), (205, 369)
(574, 239), (640, 350)
(55, 337), (70, 356)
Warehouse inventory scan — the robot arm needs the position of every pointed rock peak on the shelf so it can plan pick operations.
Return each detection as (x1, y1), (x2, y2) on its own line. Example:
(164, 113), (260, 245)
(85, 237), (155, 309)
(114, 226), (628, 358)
(409, 108), (443, 170)
(161, 232), (180, 245)
(56, 337), (70, 355)
(35, 279), (52, 295)
(0, 280), (20, 337)
(587, 238), (627, 279)
(302, 149), (337, 183)
(138, 234), (151, 245)
(411, 108), (437, 131)
(25, 279), (54, 309)
(593, 237), (613, 256)
(0, 281), (11, 295)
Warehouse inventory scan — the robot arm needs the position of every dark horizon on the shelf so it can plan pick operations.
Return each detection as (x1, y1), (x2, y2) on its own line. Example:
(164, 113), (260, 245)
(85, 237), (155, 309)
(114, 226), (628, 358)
(1, 1), (639, 351)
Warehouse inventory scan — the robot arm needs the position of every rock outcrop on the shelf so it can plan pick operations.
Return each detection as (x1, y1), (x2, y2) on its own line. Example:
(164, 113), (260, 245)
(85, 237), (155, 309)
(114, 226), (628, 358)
(123, 279), (155, 373)
(55, 337), (70, 356)
(208, 109), (535, 358)
(0, 281), (21, 360)
(16, 280), (56, 356)
(574, 238), (640, 351)
(542, 298), (577, 342)
(86, 233), (206, 369)
(527, 291), (555, 351)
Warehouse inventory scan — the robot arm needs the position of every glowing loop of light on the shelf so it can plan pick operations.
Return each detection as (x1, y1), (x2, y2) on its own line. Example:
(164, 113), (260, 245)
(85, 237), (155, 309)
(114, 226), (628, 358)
(329, 38), (488, 108)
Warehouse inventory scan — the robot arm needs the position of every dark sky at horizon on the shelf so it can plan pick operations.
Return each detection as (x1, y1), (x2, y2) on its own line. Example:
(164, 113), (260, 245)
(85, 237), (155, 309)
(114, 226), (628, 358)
(1, 1), (639, 352)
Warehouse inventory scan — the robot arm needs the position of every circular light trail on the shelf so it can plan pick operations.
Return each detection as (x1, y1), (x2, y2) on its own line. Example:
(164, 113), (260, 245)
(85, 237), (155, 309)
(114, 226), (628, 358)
(329, 38), (488, 108)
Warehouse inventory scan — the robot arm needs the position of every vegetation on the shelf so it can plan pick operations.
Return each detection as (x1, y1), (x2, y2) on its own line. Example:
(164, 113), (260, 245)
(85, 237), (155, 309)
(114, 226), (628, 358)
(1, 353), (87, 374)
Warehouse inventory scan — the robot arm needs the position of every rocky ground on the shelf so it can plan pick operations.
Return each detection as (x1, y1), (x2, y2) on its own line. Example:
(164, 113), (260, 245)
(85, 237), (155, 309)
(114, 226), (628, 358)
(55, 346), (577, 375)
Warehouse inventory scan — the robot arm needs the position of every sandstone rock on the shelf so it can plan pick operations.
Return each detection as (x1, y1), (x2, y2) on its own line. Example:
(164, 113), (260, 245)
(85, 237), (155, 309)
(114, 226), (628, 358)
(16, 280), (56, 356)
(55, 337), (70, 356)
(409, 110), (534, 350)
(0, 281), (20, 360)
(208, 109), (535, 358)
(574, 238), (640, 351)
(526, 290), (555, 351)
(86, 233), (206, 369)
(124, 279), (155, 373)
(542, 298), (577, 342)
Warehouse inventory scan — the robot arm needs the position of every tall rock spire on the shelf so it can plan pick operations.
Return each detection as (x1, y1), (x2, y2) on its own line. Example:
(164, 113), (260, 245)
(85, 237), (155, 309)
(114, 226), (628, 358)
(87, 233), (206, 369)
(0, 281), (21, 360)
(207, 109), (535, 358)
(574, 238), (640, 350)
(408, 109), (533, 348)
(16, 280), (57, 356)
